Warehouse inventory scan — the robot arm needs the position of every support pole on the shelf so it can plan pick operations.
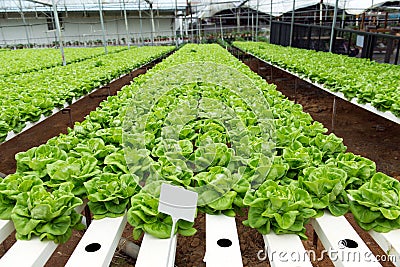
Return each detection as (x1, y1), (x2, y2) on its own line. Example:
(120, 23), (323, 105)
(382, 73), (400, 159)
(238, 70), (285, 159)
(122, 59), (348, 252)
(251, 12), (254, 41)
(237, 8), (240, 33)
(175, 0), (178, 47)
(139, 0), (144, 45)
(255, 0), (259, 41)
(320, 1), (323, 25)
(329, 0), (339, 52)
(197, 16), (200, 42)
(289, 0), (295, 46)
(0, 27), (7, 46)
(341, 0), (346, 29)
(270, 0), (273, 27)
(18, 0), (31, 47)
(190, 2), (194, 42)
(52, 0), (66, 66)
(331, 96), (337, 132)
(98, 0), (108, 54)
(220, 16), (224, 42)
(150, 3), (155, 45)
(122, 0), (130, 48)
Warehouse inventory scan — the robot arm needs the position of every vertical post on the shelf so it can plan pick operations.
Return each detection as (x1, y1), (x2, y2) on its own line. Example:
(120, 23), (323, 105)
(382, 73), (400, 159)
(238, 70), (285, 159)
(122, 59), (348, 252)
(219, 16), (224, 41)
(52, 0), (66, 66)
(329, 0), (339, 52)
(190, 2), (194, 42)
(0, 26), (7, 46)
(331, 96), (337, 132)
(139, 0), (144, 45)
(255, 0), (259, 41)
(150, 3), (155, 45)
(319, 1), (323, 25)
(98, 0), (108, 54)
(18, 0), (31, 47)
(251, 12), (254, 41)
(197, 16), (200, 42)
(341, 0), (346, 28)
(122, 0), (130, 48)
(237, 8), (240, 33)
(180, 16), (184, 43)
(247, 2), (250, 33)
(157, 7), (160, 38)
(289, 0), (295, 46)
(270, 0), (273, 27)
(175, 0), (178, 47)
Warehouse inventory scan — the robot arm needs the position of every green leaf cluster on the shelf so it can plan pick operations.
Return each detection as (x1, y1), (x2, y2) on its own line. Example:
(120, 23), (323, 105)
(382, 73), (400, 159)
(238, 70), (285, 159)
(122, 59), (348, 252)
(348, 173), (400, 232)
(11, 183), (85, 244)
(243, 180), (316, 239)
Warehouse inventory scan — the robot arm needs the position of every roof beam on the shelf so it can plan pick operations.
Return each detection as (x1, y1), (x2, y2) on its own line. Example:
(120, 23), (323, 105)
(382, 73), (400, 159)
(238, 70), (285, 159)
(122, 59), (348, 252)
(24, 0), (52, 7)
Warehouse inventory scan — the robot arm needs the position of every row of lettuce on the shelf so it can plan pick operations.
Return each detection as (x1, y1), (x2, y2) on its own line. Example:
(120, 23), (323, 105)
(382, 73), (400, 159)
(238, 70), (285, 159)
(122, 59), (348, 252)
(233, 41), (400, 118)
(0, 46), (125, 77)
(0, 46), (174, 143)
(0, 44), (399, 244)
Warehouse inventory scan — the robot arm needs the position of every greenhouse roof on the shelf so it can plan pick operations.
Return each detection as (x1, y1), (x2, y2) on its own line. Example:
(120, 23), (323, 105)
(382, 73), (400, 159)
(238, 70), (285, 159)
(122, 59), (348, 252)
(0, 0), (398, 16)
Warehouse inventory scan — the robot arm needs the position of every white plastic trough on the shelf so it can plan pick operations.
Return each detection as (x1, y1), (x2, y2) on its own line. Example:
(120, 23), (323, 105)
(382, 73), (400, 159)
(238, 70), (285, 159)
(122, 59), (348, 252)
(311, 211), (380, 267)
(204, 214), (243, 267)
(1, 211), (400, 266)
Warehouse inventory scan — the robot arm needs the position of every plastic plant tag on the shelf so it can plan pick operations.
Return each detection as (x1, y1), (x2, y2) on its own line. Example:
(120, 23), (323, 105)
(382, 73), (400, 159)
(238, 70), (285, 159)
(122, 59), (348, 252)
(158, 183), (198, 267)
(158, 183), (198, 222)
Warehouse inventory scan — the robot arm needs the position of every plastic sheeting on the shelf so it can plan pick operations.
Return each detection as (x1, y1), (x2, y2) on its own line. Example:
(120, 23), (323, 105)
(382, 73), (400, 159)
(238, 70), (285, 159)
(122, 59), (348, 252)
(0, 0), (188, 12)
(1, 0), (398, 16)
(195, 0), (399, 18)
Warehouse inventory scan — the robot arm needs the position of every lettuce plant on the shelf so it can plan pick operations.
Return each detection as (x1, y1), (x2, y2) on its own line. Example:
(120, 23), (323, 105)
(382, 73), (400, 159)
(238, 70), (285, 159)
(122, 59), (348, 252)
(11, 183), (85, 243)
(243, 180), (316, 239)
(299, 166), (349, 216)
(348, 173), (400, 232)
(0, 173), (43, 220)
(85, 173), (140, 219)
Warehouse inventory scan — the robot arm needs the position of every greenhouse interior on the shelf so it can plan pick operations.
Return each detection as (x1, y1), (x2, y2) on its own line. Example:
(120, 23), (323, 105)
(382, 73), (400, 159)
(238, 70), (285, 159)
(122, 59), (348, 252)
(0, 0), (400, 266)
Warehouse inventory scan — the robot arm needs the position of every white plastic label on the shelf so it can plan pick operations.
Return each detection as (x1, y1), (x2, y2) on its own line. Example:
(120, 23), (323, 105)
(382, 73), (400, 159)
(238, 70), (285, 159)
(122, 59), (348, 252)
(158, 183), (198, 222)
